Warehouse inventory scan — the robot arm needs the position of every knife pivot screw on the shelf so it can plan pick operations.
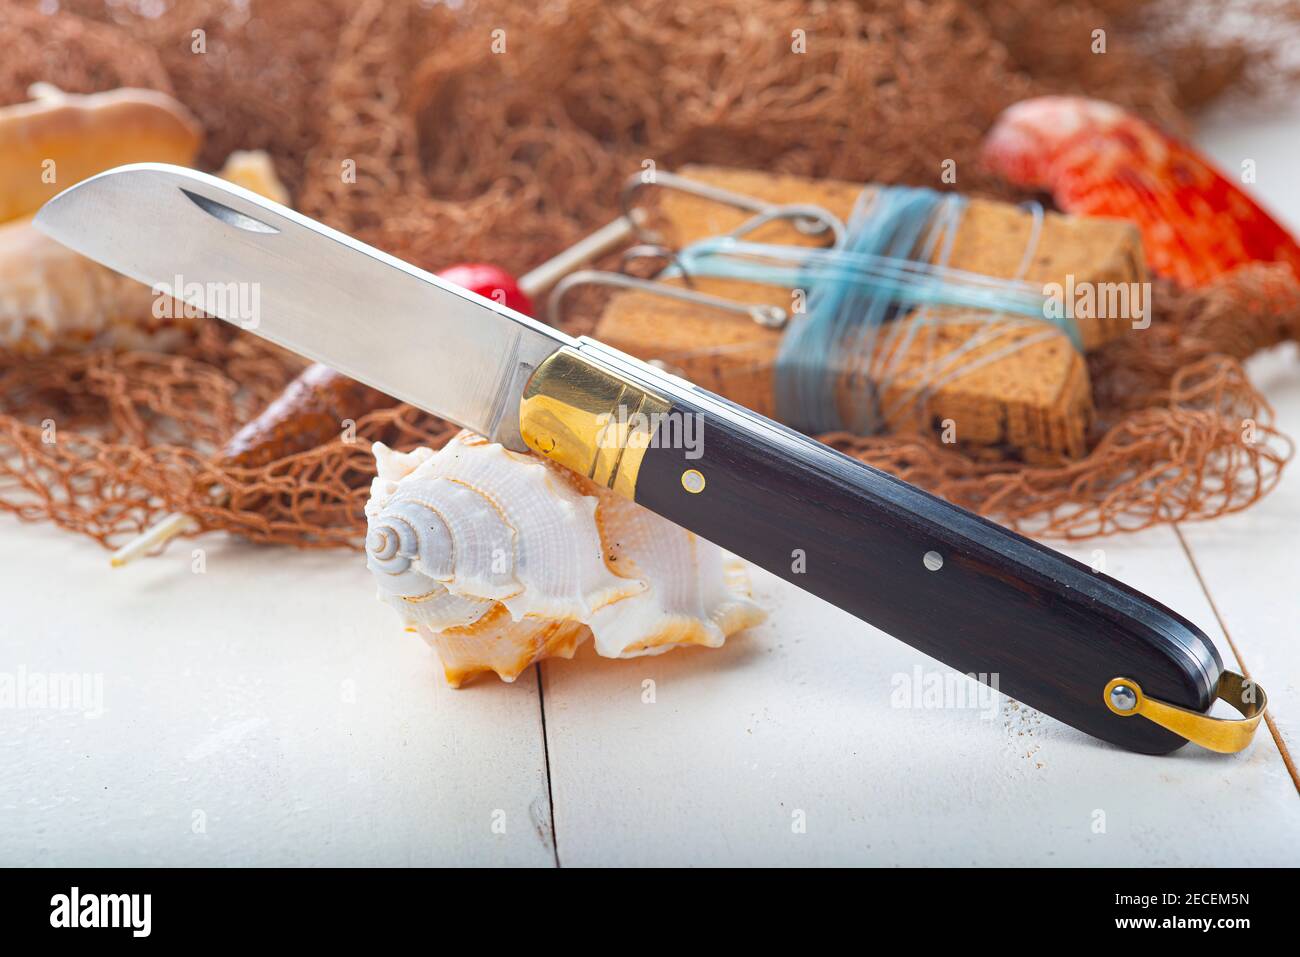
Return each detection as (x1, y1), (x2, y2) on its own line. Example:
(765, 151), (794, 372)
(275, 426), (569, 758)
(1108, 684), (1138, 713)
(922, 550), (943, 572)
(680, 469), (706, 494)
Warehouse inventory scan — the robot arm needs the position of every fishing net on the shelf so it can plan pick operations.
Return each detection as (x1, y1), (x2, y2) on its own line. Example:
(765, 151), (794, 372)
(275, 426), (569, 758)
(0, 0), (1297, 550)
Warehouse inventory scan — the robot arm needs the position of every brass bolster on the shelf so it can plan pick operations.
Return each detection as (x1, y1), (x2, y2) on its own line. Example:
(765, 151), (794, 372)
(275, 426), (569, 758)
(1103, 672), (1267, 754)
(519, 346), (671, 499)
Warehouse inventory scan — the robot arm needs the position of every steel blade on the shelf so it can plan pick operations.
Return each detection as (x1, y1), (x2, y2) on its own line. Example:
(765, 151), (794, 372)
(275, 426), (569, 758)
(34, 163), (573, 449)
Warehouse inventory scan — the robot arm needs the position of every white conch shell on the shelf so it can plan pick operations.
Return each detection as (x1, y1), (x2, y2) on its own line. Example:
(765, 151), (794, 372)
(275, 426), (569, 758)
(365, 432), (765, 686)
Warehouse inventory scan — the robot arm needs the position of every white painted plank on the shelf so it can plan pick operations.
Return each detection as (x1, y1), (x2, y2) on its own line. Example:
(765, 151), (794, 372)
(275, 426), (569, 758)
(540, 525), (1300, 866)
(0, 519), (555, 866)
(1177, 109), (1300, 763)
(1176, 346), (1300, 759)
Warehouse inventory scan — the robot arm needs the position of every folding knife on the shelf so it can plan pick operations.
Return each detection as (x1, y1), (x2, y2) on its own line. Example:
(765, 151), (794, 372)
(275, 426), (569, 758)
(36, 164), (1267, 755)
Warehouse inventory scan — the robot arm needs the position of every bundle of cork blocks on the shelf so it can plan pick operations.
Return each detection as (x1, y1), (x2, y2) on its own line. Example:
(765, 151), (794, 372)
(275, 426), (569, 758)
(594, 166), (1146, 463)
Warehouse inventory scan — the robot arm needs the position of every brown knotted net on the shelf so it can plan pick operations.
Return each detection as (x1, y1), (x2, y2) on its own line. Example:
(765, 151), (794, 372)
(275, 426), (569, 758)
(1, 0), (1298, 551)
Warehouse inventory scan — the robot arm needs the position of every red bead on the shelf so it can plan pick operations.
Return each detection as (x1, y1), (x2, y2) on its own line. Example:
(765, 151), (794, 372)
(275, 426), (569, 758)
(436, 263), (534, 316)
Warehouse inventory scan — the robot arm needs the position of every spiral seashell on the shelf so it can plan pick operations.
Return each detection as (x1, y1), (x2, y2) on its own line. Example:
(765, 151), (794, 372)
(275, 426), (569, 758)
(365, 432), (766, 686)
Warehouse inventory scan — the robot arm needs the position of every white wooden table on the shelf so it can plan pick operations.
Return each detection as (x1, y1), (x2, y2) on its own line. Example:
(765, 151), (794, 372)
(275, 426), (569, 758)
(2, 114), (1298, 868)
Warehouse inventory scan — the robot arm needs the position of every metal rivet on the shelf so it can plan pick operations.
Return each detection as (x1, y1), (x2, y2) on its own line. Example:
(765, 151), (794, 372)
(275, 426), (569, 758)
(923, 550), (943, 571)
(681, 468), (706, 494)
(1109, 684), (1138, 712)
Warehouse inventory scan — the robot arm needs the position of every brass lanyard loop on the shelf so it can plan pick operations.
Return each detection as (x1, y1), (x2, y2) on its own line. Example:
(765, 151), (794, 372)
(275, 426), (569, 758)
(1103, 672), (1267, 754)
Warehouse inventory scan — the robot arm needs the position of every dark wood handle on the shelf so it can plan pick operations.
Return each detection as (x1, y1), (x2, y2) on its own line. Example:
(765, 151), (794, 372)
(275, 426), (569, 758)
(634, 389), (1223, 754)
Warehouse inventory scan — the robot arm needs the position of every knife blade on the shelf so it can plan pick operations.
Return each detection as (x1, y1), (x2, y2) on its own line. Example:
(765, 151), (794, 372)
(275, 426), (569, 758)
(37, 163), (1256, 755)
(33, 163), (568, 451)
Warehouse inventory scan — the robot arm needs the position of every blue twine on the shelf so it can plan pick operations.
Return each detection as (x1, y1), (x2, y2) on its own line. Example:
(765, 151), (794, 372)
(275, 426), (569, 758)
(669, 186), (1079, 434)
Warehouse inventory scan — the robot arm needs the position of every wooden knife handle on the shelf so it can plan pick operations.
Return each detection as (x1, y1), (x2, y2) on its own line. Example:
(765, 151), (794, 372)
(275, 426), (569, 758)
(521, 343), (1224, 753)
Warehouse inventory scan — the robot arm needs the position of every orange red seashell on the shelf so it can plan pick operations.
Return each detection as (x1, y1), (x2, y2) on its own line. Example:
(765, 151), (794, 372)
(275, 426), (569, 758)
(982, 96), (1300, 287)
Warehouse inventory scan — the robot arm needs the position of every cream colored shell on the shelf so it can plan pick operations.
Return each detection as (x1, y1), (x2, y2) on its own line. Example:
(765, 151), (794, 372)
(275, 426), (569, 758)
(365, 432), (765, 686)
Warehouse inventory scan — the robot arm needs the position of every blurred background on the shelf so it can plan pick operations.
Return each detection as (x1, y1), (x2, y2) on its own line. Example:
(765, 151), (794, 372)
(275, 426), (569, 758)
(4, 0), (1300, 546)
(6, 0), (1299, 277)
